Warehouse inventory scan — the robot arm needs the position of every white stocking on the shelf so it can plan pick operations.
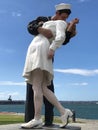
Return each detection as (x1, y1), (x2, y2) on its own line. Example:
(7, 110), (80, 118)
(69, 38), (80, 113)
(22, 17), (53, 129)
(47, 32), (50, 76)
(42, 75), (65, 116)
(31, 69), (43, 120)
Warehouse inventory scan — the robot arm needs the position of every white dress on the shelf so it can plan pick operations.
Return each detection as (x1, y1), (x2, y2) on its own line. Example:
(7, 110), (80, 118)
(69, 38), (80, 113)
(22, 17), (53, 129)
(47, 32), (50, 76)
(23, 20), (67, 85)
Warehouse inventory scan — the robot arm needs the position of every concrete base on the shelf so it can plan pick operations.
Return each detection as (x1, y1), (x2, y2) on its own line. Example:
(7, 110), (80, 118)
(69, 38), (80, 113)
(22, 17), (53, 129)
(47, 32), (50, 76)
(65, 126), (81, 130)
(0, 124), (81, 130)
(43, 124), (81, 130)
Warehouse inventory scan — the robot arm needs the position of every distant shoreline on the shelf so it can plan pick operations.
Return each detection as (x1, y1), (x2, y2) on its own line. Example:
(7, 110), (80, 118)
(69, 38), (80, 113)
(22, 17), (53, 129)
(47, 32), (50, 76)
(0, 100), (25, 105)
(0, 100), (98, 105)
(0, 112), (24, 115)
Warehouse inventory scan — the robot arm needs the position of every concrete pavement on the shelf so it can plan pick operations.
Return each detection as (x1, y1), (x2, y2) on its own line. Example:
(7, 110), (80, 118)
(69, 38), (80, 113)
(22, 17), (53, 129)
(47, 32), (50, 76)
(0, 119), (98, 130)
(0, 123), (81, 130)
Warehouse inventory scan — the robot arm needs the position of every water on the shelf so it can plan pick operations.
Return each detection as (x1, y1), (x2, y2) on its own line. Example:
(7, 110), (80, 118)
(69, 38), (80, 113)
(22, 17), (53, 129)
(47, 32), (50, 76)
(0, 104), (24, 113)
(0, 101), (98, 120)
(54, 102), (98, 120)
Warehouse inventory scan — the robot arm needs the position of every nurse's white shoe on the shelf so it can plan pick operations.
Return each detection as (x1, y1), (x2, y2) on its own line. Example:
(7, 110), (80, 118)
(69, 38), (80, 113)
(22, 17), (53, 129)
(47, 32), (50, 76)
(21, 118), (43, 128)
(60, 109), (73, 128)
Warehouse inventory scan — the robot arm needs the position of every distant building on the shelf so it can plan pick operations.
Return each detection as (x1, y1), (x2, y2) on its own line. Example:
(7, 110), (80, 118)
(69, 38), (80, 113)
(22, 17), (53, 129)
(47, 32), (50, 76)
(8, 95), (12, 101)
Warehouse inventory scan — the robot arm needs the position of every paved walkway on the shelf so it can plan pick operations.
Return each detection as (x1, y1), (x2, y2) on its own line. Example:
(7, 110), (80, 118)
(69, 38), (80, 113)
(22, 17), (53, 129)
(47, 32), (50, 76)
(0, 119), (98, 130)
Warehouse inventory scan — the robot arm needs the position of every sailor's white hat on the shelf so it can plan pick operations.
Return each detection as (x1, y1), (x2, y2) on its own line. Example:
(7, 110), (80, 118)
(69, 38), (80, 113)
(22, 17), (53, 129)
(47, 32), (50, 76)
(55, 3), (71, 11)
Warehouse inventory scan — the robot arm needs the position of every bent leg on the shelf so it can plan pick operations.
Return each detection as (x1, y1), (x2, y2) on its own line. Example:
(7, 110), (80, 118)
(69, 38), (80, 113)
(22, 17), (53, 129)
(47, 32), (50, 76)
(43, 81), (54, 125)
(42, 77), (65, 116)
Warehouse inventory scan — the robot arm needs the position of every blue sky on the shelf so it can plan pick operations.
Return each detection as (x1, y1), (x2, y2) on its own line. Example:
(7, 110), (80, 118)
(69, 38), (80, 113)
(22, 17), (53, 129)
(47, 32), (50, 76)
(0, 0), (98, 101)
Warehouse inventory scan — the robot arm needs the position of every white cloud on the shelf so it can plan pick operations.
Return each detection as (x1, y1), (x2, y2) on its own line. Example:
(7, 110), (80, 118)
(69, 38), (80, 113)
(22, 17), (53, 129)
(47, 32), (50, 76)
(0, 48), (15, 54)
(0, 9), (22, 17)
(0, 91), (19, 99)
(77, 0), (91, 3)
(54, 69), (98, 76)
(4, 49), (15, 54)
(79, 0), (86, 2)
(70, 82), (88, 86)
(0, 91), (19, 100)
(12, 12), (22, 17)
(55, 82), (88, 88)
(0, 81), (25, 86)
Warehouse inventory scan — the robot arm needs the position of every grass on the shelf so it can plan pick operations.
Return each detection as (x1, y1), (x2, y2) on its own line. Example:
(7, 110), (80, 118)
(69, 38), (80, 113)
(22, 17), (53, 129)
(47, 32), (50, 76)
(0, 114), (62, 125)
(0, 114), (81, 125)
(0, 114), (24, 125)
